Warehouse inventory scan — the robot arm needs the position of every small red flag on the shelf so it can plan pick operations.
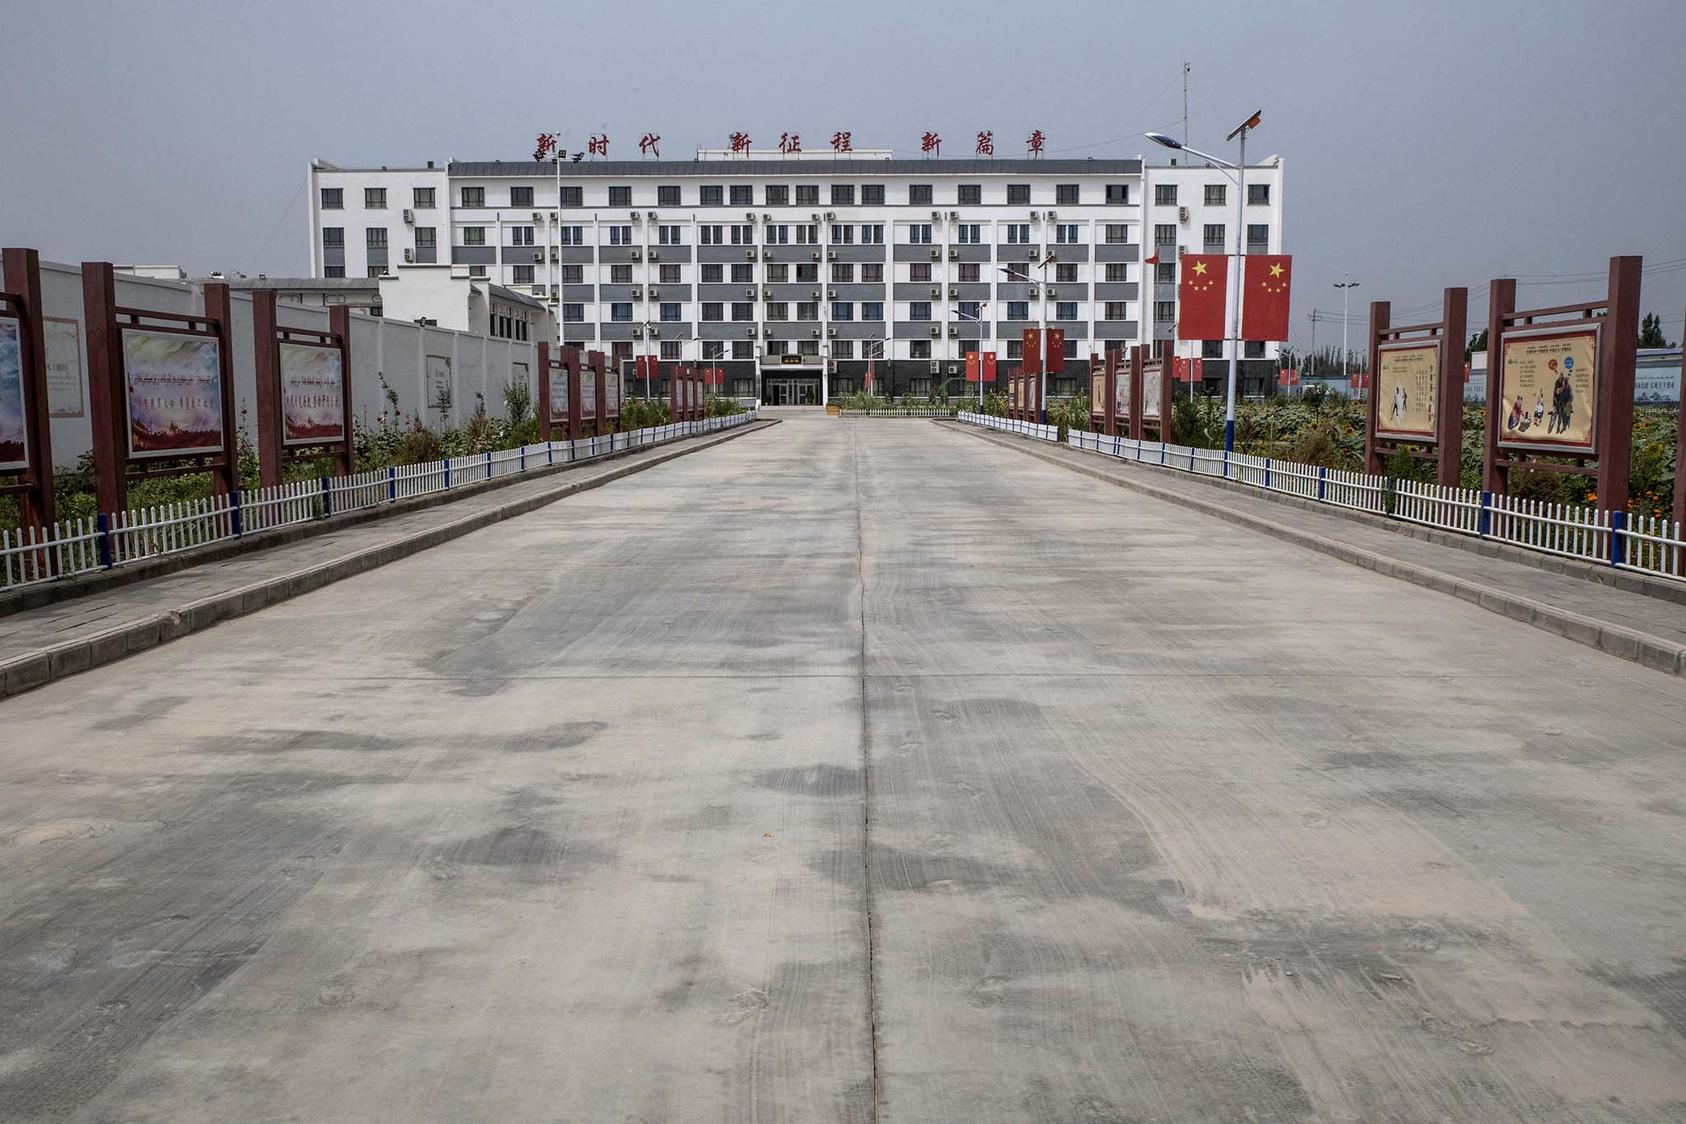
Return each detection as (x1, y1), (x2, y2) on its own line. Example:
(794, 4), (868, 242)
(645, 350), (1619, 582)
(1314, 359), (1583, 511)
(1144, 251), (1160, 266)
(965, 351), (980, 382)
(1021, 328), (1042, 375)
(1046, 327), (1065, 373)
(1241, 255), (1292, 341)
(981, 352), (997, 383)
(1177, 254), (1227, 341)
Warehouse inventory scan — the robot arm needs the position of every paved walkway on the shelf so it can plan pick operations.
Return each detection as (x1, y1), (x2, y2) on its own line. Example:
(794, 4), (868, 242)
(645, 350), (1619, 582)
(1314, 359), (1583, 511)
(948, 421), (1686, 673)
(2, 415), (1684, 1122)
(0, 421), (773, 698)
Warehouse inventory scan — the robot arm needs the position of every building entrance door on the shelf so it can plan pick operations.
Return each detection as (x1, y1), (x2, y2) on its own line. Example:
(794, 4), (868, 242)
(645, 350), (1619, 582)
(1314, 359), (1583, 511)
(763, 377), (820, 405)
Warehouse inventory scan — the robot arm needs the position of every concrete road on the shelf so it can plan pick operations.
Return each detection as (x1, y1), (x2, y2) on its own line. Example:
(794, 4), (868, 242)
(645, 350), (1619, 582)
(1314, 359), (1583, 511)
(2, 416), (1684, 1122)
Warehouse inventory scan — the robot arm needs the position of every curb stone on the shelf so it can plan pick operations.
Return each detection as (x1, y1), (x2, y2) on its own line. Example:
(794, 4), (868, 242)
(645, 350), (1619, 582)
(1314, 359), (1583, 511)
(0, 419), (775, 701)
(948, 422), (1686, 680)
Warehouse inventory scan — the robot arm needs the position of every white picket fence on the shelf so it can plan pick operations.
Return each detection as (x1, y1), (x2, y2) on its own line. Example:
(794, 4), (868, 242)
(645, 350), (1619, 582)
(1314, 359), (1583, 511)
(958, 411), (1685, 582)
(0, 411), (757, 592)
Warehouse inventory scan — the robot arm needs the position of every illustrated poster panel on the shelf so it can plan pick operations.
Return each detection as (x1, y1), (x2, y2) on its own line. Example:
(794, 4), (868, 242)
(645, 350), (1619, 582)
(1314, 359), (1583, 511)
(606, 370), (621, 416)
(1499, 327), (1598, 452)
(548, 367), (570, 423)
(581, 372), (597, 416)
(1115, 367), (1132, 418)
(1090, 373), (1104, 412)
(1374, 341), (1438, 440)
(1141, 364), (1162, 421)
(425, 355), (452, 417)
(0, 316), (26, 470)
(45, 317), (84, 417)
(122, 327), (224, 458)
(279, 342), (345, 446)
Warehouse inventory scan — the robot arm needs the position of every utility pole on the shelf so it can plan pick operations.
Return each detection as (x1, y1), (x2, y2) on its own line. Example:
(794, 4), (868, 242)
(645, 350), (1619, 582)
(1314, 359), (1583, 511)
(1307, 308), (1317, 378)
(1182, 63), (1190, 147)
(1334, 279), (1360, 396)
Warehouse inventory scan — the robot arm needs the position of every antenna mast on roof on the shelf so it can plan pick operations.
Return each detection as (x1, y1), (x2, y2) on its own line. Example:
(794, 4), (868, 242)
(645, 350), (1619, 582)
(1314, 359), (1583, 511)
(1182, 61), (1190, 146)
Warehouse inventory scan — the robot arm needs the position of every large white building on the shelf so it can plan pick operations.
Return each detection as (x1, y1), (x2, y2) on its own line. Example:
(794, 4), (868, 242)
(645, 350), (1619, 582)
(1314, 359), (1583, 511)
(307, 149), (1284, 403)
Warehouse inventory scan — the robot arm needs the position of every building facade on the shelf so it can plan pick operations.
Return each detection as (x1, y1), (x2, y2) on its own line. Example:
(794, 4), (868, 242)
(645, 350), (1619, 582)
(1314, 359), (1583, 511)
(307, 150), (1283, 402)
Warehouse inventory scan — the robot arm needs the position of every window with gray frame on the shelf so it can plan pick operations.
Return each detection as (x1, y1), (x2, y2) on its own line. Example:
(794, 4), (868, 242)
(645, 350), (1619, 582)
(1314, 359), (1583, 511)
(1203, 224), (1226, 248)
(611, 264), (632, 283)
(1104, 302), (1128, 320)
(1056, 302), (1077, 321)
(365, 187), (386, 209)
(731, 302), (753, 320)
(513, 265), (534, 284)
(862, 184), (884, 205)
(701, 263), (722, 282)
(765, 184), (789, 205)
(562, 301), (584, 320)
(323, 265), (345, 278)
(1247, 224), (1269, 248)
(366, 227), (387, 248)
(958, 184), (981, 205)
(461, 187), (484, 208)
(512, 186), (533, 207)
(1007, 184), (1031, 205)
(322, 227), (344, 247)
(796, 185), (819, 205)
(700, 185), (724, 206)
(1056, 184), (1079, 205)
(910, 302), (932, 321)
(660, 302), (682, 321)
(1007, 302), (1029, 321)
(609, 185), (631, 207)
(658, 185), (681, 207)
(1203, 340), (1224, 358)
(1105, 183), (1128, 204)
(730, 184), (753, 206)
(1154, 223), (1176, 245)
(731, 263), (752, 282)
(1154, 184), (1177, 206)
(702, 303), (724, 321)
(1204, 184), (1226, 207)
(1248, 183), (1270, 205)
(831, 184), (855, 205)
(1244, 340), (1265, 358)
(1156, 262), (1176, 283)
(561, 264), (583, 283)
(1105, 263), (1127, 282)
(413, 187), (435, 209)
(611, 303), (633, 322)
(1154, 301), (1175, 321)
(910, 184), (933, 205)
(415, 227), (436, 248)
(1055, 263), (1076, 283)
(862, 302), (883, 321)
(559, 185), (582, 207)
(320, 187), (342, 209)
(1104, 223), (1129, 244)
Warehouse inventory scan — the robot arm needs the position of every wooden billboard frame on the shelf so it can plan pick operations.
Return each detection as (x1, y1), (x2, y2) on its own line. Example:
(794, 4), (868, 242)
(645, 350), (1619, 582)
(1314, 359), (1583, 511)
(536, 341), (581, 443)
(252, 290), (353, 487)
(1134, 344), (1173, 443)
(0, 248), (55, 528)
(1363, 287), (1468, 485)
(82, 261), (239, 512)
(1482, 256), (1640, 512)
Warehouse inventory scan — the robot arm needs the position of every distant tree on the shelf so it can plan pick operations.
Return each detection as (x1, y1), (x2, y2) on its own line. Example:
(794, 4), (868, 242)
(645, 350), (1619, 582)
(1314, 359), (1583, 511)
(1637, 312), (1672, 349)
(1465, 328), (1487, 359)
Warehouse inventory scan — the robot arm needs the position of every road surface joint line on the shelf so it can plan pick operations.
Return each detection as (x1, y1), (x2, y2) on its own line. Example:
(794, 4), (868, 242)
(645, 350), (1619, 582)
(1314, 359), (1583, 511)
(948, 422), (1686, 680)
(0, 420), (776, 702)
(850, 424), (885, 1122)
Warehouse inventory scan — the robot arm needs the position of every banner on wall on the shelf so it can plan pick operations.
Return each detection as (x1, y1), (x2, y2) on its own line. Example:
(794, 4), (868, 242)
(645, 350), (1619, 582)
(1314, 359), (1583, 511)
(1117, 364), (1133, 419)
(1141, 360), (1162, 421)
(44, 317), (84, 418)
(121, 328), (224, 458)
(606, 367), (621, 416)
(0, 316), (27, 470)
(581, 370), (597, 416)
(425, 354), (452, 415)
(1374, 341), (1438, 441)
(1498, 325), (1598, 453)
(278, 342), (346, 446)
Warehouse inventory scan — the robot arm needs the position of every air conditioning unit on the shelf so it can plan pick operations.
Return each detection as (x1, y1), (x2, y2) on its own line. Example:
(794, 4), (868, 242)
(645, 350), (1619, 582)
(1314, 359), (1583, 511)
(826, 250), (837, 260)
(763, 326), (775, 337)
(930, 248), (941, 260)
(403, 209), (414, 224)
(930, 211), (942, 221)
(948, 211), (959, 220)
(630, 211), (640, 221)
(947, 325), (960, 337)
(948, 365), (959, 374)
(1028, 287), (1039, 298)
(631, 249), (642, 260)
(403, 248), (414, 262)
(1047, 211), (1058, 221)
(745, 326), (756, 336)
(532, 211), (542, 222)
(762, 213), (773, 222)
(745, 211), (755, 221)
(1178, 206), (1190, 223)
(646, 211), (657, 220)
(744, 248), (756, 259)
(763, 250), (774, 260)
(762, 287), (772, 298)
(1027, 248), (1038, 260)
(826, 288), (836, 299)
(1029, 211), (1040, 220)
(811, 212), (821, 221)
(928, 286), (940, 298)
(948, 248), (959, 259)
(532, 250), (543, 263)
(649, 286), (660, 297)
(928, 360), (940, 373)
(631, 286), (642, 298)
(550, 211), (559, 221)
(948, 286), (958, 298)
(929, 326), (940, 338)
(549, 249), (559, 262)
(825, 211), (836, 221)
(811, 328), (821, 337)
(631, 327), (642, 338)
(1047, 286), (1058, 297)
(649, 249), (660, 260)
(1178, 244), (1187, 258)
(828, 326), (838, 338)
(648, 326), (660, 337)
(811, 250), (821, 260)
(811, 289), (821, 299)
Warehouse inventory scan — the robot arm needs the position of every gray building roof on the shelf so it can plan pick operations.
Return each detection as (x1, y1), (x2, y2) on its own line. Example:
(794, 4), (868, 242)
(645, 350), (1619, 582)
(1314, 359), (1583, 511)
(486, 283), (545, 311)
(449, 158), (1142, 178)
(207, 275), (381, 292)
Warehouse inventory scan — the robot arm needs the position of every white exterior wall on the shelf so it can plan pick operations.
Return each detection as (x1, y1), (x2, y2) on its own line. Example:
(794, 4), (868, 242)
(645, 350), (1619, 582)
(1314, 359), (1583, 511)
(307, 163), (450, 279)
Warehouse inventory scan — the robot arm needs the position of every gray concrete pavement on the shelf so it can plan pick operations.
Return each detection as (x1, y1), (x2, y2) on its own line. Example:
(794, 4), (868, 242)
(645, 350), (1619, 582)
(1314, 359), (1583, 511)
(1, 415), (1684, 1122)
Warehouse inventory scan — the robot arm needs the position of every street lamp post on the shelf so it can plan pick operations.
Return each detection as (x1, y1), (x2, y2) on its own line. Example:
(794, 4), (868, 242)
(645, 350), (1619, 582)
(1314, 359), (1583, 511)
(1334, 278), (1360, 396)
(1148, 110), (1261, 455)
(951, 300), (990, 410)
(997, 262), (1052, 423)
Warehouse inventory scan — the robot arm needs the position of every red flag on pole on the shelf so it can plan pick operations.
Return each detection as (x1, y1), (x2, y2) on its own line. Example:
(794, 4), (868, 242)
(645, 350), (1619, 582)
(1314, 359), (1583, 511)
(1241, 255), (1292, 341)
(865, 358), (874, 392)
(981, 351), (997, 383)
(1021, 328), (1042, 375)
(1177, 254), (1228, 341)
(1046, 327), (1065, 373)
(965, 351), (980, 382)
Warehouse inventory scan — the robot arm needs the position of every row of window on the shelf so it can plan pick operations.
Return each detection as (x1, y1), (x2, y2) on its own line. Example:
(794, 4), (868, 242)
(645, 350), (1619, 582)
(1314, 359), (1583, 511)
(1153, 183), (1272, 206)
(1152, 223), (1273, 249)
(569, 300), (1132, 324)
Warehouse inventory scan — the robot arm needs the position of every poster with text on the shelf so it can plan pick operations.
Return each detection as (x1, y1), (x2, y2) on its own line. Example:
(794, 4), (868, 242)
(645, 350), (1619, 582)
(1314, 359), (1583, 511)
(1115, 367), (1132, 418)
(548, 366), (570, 423)
(1499, 326), (1598, 452)
(0, 317), (27, 470)
(1141, 363), (1162, 421)
(45, 317), (84, 417)
(122, 328), (224, 458)
(1090, 374), (1104, 412)
(606, 370), (620, 415)
(1375, 341), (1438, 440)
(581, 372), (597, 417)
(279, 342), (345, 446)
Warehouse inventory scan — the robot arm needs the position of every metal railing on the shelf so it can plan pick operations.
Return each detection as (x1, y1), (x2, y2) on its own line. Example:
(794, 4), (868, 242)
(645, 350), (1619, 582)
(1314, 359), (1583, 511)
(956, 411), (1685, 583)
(1, 410), (757, 593)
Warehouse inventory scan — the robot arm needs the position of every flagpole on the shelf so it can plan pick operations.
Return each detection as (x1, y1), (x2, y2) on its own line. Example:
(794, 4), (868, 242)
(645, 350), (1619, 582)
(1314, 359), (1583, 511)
(1224, 125), (1244, 454)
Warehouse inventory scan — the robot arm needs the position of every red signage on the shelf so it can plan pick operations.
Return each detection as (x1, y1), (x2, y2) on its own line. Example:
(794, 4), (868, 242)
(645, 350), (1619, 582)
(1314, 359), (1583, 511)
(831, 131), (852, 153)
(921, 131), (941, 156)
(1178, 254), (1228, 341)
(1021, 328), (1042, 375)
(981, 352), (997, 383)
(588, 133), (608, 157)
(975, 131), (994, 157)
(639, 133), (660, 157)
(1046, 328), (1065, 373)
(1241, 255), (1292, 341)
(1027, 130), (1045, 157)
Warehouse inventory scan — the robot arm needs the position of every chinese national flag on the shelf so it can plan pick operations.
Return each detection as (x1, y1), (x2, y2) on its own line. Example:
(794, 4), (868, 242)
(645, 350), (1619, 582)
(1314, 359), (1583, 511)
(1046, 328), (1065, 373)
(1241, 255), (1292, 341)
(981, 351), (997, 383)
(635, 356), (648, 381)
(965, 351), (980, 382)
(1021, 328), (1042, 374)
(1177, 254), (1227, 341)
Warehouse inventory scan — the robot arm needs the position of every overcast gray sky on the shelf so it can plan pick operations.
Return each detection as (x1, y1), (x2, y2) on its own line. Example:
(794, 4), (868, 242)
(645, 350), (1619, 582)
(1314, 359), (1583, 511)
(3, 0), (1683, 350)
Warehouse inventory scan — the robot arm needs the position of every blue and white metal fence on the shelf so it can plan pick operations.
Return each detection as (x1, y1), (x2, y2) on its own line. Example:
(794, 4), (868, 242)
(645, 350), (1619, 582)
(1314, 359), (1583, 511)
(957, 410), (1685, 583)
(1, 410), (757, 593)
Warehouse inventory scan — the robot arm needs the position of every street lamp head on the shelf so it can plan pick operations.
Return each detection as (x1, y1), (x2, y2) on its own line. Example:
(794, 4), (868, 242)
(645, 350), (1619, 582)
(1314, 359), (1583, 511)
(1145, 132), (1183, 150)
